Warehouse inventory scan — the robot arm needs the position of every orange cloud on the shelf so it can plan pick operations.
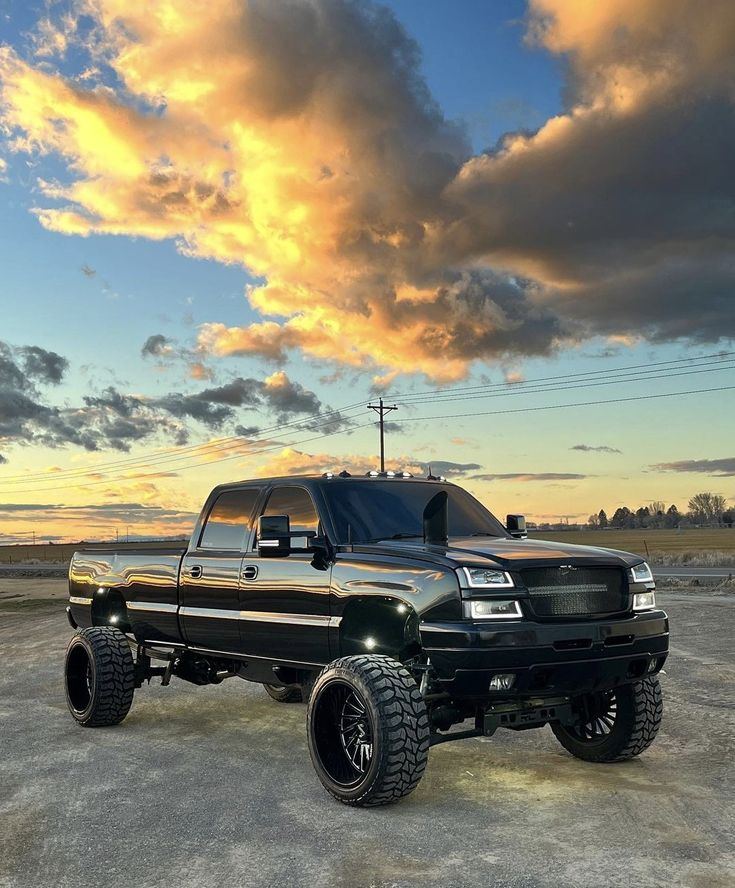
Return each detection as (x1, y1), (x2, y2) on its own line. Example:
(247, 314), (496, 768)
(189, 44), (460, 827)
(2, 0), (732, 381)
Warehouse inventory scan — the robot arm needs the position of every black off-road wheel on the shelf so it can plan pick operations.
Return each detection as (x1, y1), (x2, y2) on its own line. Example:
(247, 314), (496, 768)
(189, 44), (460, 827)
(263, 683), (303, 704)
(551, 676), (663, 762)
(64, 627), (135, 727)
(307, 655), (430, 807)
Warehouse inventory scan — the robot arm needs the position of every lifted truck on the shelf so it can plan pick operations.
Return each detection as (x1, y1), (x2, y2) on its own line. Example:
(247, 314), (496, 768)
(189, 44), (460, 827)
(64, 472), (668, 806)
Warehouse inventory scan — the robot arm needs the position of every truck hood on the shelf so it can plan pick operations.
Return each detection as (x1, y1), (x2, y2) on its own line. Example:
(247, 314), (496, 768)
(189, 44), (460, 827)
(365, 536), (644, 570)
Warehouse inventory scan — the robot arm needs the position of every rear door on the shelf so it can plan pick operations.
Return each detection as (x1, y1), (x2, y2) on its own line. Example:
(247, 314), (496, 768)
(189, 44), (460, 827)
(239, 484), (332, 665)
(180, 485), (262, 652)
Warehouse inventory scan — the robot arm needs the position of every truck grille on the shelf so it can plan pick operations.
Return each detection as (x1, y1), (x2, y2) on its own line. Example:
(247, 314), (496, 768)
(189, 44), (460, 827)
(520, 566), (628, 618)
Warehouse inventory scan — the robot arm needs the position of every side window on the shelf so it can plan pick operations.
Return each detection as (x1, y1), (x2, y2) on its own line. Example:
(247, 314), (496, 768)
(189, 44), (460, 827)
(199, 488), (261, 550)
(262, 486), (319, 533)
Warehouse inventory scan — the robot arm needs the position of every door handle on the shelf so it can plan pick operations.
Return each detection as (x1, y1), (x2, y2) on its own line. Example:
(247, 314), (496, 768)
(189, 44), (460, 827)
(188, 565), (203, 579)
(241, 565), (258, 581)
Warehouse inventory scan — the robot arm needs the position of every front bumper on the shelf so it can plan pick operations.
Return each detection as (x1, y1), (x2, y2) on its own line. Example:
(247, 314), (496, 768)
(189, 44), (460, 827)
(420, 609), (669, 698)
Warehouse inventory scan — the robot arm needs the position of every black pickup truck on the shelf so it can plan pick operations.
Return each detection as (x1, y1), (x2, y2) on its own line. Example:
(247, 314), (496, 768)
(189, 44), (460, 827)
(64, 472), (668, 806)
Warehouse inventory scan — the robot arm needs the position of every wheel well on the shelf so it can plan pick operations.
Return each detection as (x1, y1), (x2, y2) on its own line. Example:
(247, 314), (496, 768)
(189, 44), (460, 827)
(338, 597), (421, 662)
(91, 588), (131, 632)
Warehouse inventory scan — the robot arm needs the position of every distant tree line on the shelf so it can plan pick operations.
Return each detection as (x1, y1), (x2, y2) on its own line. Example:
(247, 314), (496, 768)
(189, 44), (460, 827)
(587, 492), (734, 529)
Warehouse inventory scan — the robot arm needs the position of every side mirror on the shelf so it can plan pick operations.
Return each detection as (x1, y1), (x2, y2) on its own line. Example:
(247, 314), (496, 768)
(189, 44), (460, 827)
(257, 515), (291, 556)
(506, 514), (527, 539)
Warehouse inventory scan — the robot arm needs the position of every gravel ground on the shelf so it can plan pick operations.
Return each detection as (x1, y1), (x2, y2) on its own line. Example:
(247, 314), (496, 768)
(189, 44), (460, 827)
(0, 581), (733, 888)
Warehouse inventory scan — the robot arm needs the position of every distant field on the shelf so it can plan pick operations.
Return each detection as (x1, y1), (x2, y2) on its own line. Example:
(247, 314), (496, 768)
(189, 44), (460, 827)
(530, 528), (735, 560)
(1, 528), (734, 563)
(0, 539), (186, 563)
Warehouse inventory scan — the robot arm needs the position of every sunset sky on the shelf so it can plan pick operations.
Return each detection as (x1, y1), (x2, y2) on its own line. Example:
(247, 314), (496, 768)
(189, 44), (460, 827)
(1, 0), (733, 543)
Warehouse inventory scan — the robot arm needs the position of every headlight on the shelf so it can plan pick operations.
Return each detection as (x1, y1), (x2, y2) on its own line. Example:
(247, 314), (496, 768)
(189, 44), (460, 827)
(461, 567), (514, 588)
(630, 562), (654, 583)
(470, 599), (523, 619)
(633, 591), (656, 611)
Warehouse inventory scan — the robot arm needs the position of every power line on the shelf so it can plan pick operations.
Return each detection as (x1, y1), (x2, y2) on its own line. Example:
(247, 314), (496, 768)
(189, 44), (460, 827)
(0, 400), (368, 485)
(0, 420), (376, 494)
(392, 384), (735, 424)
(393, 349), (735, 401)
(2, 350), (732, 489)
(394, 362), (735, 407)
(398, 359), (732, 404)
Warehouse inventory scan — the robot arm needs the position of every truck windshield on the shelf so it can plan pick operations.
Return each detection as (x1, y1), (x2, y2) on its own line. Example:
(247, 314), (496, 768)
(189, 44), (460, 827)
(322, 481), (507, 543)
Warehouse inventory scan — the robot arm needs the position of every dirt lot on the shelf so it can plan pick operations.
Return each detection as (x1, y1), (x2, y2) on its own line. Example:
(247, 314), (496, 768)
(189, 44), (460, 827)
(1, 579), (733, 888)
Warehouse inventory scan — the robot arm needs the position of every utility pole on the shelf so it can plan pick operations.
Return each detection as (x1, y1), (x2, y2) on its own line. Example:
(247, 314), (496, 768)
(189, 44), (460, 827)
(367, 398), (398, 472)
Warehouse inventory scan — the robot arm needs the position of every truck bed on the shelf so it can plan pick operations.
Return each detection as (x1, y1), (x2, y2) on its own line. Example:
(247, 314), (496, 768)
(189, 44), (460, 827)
(68, 547), (187, 643)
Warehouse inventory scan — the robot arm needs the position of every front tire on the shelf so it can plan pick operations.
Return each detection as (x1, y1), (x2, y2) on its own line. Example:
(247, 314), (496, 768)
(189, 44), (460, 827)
(64, 627), (135, 726)
(551, 676), (663, 762)
(307, 655), (430, 806)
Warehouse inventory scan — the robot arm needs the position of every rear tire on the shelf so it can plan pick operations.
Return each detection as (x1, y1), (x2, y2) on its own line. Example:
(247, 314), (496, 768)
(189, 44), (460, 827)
(307, 655), (430, 806)
(263, 683), (303, 704)
(551, 676), (663, 762)
(64, 627), (135, 726)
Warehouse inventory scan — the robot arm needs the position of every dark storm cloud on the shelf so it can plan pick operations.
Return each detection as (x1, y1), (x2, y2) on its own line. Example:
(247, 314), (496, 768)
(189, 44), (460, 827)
(444, 1), (735, 349)
(419, 460), (482, 477)
(262, 373), (322, 417)
(196, 378), (263, 408)
(152, 392), (234, 427)
(650, 457), (735, 477)
(141, 334), (172, 358)
(83, 387), (143, 418)
(571, 444), (622, 454)
(19, 345), (68, 384)
(0, 335), (340, 462)
(152, 373), (349, 432)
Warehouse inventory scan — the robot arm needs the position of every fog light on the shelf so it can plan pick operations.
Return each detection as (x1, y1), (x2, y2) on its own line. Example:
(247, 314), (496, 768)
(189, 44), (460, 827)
(489, 673), (515, 691)
(633, 591), (656, 611)
(648, 658), (659, 673)
(470, 599), (523, 619)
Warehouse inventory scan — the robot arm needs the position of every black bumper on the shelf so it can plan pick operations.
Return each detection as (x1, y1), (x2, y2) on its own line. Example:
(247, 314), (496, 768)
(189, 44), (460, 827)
(420, 609), (669, 699)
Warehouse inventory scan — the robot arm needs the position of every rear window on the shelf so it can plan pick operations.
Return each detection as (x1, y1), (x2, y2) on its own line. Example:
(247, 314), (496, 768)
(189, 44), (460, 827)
(199, 488), (261, 549)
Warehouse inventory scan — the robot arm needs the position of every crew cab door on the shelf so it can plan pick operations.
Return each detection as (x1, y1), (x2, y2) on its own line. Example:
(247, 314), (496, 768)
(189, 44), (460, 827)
(239, 484), (332, 666)
(180, 485), (262, 652)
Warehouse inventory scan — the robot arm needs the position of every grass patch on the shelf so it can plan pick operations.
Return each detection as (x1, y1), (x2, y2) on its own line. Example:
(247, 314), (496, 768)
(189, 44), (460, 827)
(531, 528), (735, 561)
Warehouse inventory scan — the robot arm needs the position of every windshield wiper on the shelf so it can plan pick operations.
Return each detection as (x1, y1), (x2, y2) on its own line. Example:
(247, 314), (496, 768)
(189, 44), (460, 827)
(388, 533), (423, 540)
(470, 531), (500, 537)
